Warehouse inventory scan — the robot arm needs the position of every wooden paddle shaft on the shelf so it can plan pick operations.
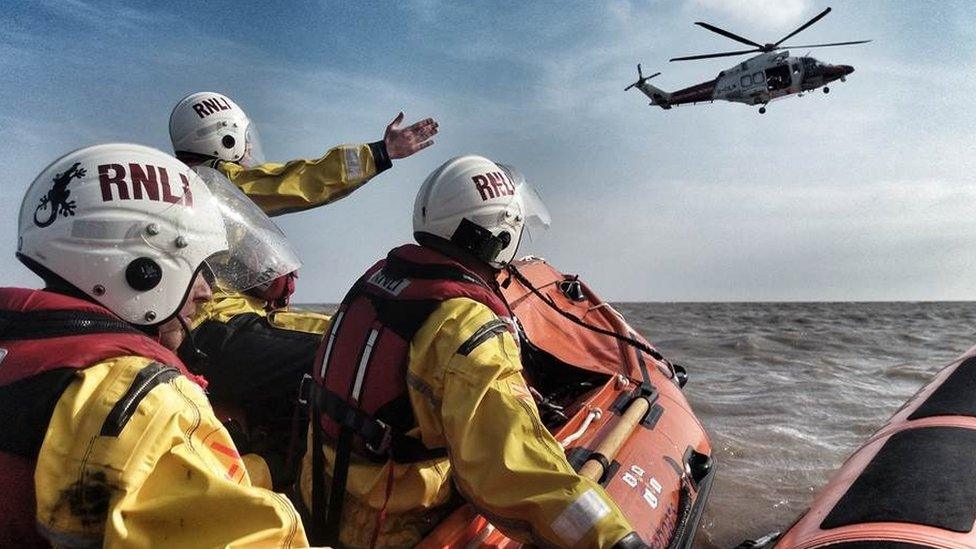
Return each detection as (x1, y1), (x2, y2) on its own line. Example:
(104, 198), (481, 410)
(578, 396), (651, 481)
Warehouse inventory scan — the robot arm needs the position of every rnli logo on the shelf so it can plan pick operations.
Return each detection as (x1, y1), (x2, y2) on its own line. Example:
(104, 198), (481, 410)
(192, 96), (234, 118)
(472, 171), (516, 201)
(367, 269), (411, 296)
(33, 162), (85, 228)
(98, 163), (193, 206)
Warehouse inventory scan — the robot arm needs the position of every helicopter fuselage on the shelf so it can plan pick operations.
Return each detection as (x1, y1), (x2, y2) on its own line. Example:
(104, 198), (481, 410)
(639, 51), (854, 109)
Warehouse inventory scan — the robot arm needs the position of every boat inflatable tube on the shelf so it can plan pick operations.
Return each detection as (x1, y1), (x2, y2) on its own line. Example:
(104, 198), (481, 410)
(419, 258), (714, 548)
(766, 345), (976, 549)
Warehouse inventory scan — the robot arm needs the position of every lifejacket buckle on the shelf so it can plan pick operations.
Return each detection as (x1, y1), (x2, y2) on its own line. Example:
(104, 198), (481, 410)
(297, 373), (314, 406)
(366, 419), (393, 455)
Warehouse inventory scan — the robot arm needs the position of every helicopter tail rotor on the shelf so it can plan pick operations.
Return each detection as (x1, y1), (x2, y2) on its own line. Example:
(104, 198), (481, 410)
(625, 63), (662, 91)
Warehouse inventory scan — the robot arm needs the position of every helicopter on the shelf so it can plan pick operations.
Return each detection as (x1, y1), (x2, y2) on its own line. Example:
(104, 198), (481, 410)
(626, 7), (870, 114)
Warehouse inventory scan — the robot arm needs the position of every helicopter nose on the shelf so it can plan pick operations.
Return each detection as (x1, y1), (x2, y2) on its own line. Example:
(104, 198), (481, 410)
(823, 64), (854, 80)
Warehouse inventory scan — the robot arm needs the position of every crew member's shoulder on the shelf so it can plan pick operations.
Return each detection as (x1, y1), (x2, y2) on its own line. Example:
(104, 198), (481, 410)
(80, 355), (209, 416)
(426, 297), (502, 333)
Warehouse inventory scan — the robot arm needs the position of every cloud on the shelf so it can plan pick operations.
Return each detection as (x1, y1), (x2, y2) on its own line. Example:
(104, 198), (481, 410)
(687, 0), (813, 30)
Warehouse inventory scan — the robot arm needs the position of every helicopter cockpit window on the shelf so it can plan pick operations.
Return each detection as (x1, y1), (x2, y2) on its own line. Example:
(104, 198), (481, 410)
(740, 74), (752, 87)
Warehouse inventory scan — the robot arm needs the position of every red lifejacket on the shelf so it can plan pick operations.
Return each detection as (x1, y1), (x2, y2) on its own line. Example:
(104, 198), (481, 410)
(0, 288), (200, 547)
(308, 244), (514, 543)
(312, 244), (512, 461)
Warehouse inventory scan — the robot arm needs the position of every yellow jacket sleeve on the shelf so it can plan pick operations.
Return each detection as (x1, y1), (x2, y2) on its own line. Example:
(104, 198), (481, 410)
(34, 356), (308, 548)
(413, 298), (634, 548)
(219, 142), (390, 216)
(190, 288), (331, 334)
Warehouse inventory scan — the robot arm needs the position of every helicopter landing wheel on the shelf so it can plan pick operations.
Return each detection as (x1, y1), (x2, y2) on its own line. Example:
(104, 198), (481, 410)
(759, 106), (767, 114)
(823, 86), (830, 94)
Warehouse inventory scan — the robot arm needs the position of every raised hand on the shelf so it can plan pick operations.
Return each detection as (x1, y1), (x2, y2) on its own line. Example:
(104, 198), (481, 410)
(384, 112), (439, 159)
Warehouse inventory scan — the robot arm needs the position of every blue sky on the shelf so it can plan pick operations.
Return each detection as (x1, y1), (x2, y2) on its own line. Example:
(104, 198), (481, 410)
(3, 0), (975, 301)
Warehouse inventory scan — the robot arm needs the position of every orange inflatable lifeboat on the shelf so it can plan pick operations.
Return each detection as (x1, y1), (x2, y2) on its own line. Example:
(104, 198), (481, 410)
(419, 258), (714, 548)
(745, 345), (976, 549)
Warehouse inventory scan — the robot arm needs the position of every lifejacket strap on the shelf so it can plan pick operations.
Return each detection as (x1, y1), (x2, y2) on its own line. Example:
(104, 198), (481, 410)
(318, 386), (447, 463)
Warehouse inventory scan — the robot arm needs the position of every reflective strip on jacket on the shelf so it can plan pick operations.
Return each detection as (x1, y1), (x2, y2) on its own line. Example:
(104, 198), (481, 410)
(34, 355), (308, 547)
(218, 142), (390, 217)
(300, 297), (634, 548)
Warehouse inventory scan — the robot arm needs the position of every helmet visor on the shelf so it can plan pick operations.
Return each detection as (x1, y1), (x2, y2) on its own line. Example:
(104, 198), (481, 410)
(498, 163), (551, 235)
(240, 121), (265, 168)
(193, 166), (301, 291)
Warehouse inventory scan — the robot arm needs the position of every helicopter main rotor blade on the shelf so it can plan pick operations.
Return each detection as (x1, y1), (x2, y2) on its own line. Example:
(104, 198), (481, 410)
(774, 7), (831, 47)
(670, 48), (761, 62)
(780, 39), (872, 49)
(694, 21), (763, 48)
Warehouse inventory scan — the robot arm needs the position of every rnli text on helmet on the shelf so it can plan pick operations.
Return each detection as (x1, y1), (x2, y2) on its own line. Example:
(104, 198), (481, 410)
(473, 171), (516, 201)
(192, 96), (235, 119)
(98, 163), (193, 206)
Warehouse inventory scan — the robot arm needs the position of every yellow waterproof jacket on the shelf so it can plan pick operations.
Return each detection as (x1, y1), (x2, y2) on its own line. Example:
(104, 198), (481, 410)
(217, 142), (390, 217)
(300, 298), (634, 548)
(35, 355), (308, 547)
(194, 140), (387, 323)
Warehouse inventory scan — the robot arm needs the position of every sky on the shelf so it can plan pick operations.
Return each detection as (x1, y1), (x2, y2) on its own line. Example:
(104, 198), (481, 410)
(2, 0), (976, 302)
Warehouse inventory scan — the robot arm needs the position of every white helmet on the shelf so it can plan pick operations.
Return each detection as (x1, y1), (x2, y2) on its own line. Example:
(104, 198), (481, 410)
(169, 91), (264, 167)
(17, 143), (299, 326)
(413, 155), (550, 268)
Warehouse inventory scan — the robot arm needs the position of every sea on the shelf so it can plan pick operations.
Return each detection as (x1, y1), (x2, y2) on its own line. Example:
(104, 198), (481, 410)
(305, 301), (975, 548)
(615, 301), (976, 548)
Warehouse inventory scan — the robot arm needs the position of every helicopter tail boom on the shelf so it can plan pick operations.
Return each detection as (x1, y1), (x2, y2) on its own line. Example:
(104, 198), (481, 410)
(639, 81), (673, 109)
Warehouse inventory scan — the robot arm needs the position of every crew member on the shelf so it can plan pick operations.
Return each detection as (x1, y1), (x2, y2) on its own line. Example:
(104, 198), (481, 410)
(168, 91), (439, 489)
(0, 144), (307, 546)
(301, 156), (644, 547)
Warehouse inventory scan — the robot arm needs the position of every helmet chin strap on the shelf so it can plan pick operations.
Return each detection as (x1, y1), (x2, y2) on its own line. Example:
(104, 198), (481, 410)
(176, 313), (210, 373)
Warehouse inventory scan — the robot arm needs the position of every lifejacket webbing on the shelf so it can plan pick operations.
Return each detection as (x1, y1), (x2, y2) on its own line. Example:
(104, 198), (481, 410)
(318, 387), (447, 462)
